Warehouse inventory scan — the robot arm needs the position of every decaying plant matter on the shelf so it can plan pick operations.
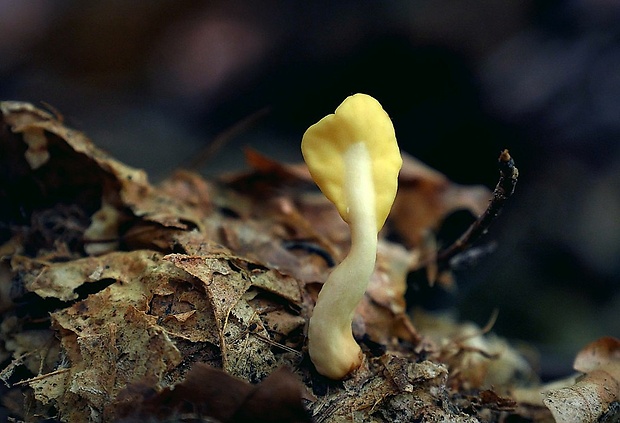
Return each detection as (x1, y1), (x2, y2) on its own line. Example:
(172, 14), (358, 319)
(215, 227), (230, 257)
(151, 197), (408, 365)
(0, 101), (618, 422)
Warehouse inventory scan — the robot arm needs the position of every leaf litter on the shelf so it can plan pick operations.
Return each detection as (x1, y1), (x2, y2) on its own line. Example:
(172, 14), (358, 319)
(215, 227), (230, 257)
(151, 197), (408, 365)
(1, 101), (618, 422)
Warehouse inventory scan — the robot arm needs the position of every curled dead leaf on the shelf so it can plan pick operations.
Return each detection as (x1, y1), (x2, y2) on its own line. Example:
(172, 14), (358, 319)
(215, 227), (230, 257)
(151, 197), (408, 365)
(543, 337), (620, 423)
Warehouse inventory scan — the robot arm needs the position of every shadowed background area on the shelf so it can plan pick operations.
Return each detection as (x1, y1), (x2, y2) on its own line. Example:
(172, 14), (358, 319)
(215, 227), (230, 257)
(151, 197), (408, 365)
(1, 0), (619, 380)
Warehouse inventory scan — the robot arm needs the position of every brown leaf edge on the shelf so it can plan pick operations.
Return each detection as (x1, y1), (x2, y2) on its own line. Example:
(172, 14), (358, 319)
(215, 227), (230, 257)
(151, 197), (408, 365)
(114, 364), (311, 423)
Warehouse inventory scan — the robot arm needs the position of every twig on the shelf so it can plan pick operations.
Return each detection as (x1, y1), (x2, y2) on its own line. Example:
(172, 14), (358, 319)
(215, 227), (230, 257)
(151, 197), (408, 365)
(183, 106), (271, 171)
(40, 101), (64, 123)
(13, 367), (71, 386)
(453, 308), (499, 345)
(436, 149), (519, 268)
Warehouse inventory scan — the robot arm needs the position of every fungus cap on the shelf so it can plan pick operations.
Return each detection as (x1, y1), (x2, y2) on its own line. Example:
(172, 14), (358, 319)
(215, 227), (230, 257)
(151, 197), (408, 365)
(301, 93), (402, 230)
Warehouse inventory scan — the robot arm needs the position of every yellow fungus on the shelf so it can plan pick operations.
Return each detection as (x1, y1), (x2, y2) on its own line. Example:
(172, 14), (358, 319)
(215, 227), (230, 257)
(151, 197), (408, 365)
(302, 93), (402, 379)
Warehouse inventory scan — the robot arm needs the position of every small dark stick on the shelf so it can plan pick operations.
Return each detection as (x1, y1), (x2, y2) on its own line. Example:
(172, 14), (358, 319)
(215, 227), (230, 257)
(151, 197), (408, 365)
(436, 149), (519, 268)
(184, 107), (271, 171)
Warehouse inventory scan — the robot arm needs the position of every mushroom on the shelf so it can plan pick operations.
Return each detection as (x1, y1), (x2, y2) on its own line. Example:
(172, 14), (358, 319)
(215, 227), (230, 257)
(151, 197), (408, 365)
(301, 93), (402, 379)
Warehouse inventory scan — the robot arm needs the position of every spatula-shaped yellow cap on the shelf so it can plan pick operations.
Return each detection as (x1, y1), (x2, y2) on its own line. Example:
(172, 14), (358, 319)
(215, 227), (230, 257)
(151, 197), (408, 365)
(301, 93), (402, 230)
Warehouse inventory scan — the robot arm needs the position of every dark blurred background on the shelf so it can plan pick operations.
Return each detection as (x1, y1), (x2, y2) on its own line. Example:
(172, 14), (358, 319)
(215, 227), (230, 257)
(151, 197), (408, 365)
(1, 0), (619, 380)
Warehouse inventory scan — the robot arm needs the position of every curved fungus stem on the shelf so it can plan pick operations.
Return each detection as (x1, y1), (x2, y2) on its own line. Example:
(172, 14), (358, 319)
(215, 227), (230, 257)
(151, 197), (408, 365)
(308, 142), (377, 379)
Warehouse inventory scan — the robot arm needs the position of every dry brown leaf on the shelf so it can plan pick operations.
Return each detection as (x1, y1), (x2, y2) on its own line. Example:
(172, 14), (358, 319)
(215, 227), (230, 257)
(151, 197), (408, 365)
(4, 250), (214, 419)
(222, 147), (313, 193)
(543, 336), (620, 423)
(574, 336), (620, 375)
(311, 355), (479, 423)
(357, 241), (420, 345)
(391, 152), (491, 248)
(217, 216), (333, 284)
(162, 245), (307, 381)
(0, 327), (59, 386)
(412, 309), (538, 391)
(0, 101), (204, 258)
(82, 199), (124, 255)
(159, 168), (215, 215)
(115, 363), (311, 422)
(12, 251), (156, 302)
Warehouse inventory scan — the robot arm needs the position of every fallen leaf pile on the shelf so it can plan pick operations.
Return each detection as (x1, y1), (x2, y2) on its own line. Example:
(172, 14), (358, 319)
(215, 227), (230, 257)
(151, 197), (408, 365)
(1, 102), (618, 422)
